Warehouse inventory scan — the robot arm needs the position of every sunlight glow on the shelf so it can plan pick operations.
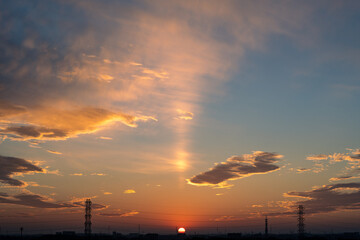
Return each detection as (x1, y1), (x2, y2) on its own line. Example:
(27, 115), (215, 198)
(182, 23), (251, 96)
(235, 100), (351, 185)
(178, 227), (186, 234)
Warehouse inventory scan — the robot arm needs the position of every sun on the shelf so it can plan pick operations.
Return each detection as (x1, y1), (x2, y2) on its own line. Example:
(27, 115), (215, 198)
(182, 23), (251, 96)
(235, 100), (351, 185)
(178, 227), (186, 234)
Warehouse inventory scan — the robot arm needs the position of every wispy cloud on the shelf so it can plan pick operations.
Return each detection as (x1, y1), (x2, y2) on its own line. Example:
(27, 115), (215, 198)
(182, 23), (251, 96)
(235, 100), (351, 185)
(329, 175), (360, 182)
(91, 173), (107, 176)
(0, 155), (43, 186)
(47, 150), (62, 155)
(0, 192), (105, 209)
(187, 151), (283, 188)
(297, 168), (311, 173)
(306, 148), (360, 178)
(70, 173), (84, 176)
(0, 192), (107, 209)
(306, 150), (360, 163)
(27, 182), (55, 189)
(306, 154), (328, 161)
(98, 136), (112, 140)
(176, 109), (194, 120)
(99, 210), (139, 217)
(123, 189), (136, 194)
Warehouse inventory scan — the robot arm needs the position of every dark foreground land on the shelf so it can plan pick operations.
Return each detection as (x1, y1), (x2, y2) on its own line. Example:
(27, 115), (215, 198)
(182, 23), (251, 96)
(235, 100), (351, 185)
(0, 232), (359, 240)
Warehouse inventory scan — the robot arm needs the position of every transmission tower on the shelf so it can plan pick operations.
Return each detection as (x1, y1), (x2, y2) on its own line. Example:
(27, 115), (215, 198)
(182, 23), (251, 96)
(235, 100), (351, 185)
(265, 216), (268, 236)
(85, 199), (92, 236)
(297, 205), (305, 239)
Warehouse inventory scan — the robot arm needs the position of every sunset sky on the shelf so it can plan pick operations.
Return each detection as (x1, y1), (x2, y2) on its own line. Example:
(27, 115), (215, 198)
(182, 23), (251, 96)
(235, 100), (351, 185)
(0, 0), (359, 235)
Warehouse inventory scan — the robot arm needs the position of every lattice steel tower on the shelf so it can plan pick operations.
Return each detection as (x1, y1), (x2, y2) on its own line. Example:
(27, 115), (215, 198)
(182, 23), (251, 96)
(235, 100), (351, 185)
(297, 205), (305, 238)
(265, 216), (268, 236)
(85, 199), (92, 236)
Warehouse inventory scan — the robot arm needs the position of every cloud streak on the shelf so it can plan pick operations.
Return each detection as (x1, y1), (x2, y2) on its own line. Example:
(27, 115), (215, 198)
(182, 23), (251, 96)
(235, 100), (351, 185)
(187, 151), (283, 187)
(0, 192), (106, 209)
(123, 189), (136, 194)
(99, 210), (139, 217)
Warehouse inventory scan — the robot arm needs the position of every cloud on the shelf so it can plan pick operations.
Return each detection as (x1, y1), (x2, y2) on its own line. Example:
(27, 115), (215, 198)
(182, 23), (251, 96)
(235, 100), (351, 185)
(187, 151), (283, 187)
(103, 192), (112, 195)
(285, 182), (360, 214)
(0, 193), (74, 208)
(0, 0), (314, 173)
(123, 189), (136, 194)
(295, 163), (325, 174)
(0, 192), (106, 209)
(99, 210), (139, 217)
(0, 0), (321, 178)
(91, 173), (107, 176)
(306, 149), (360, 178)
(0, 106), (156, 141)
(70, 173), (83, 176)
(27, 182), (55, 189)
(47, 150), (62, 155)
(306, 154), (328, 161)
(176, 109), (194, 120)
(307, 150), (360, 163)
(297, 168), (311, 173)
(0, 155), (43, 186)
(329, 175), (360, 182)
(98, 136), (112, 140)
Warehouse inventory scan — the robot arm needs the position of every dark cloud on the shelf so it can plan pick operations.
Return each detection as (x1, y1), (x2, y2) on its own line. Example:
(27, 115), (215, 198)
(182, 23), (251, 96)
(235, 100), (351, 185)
(286, 182), (360, 214)
(5, 125), (67, 139)
(187, 151), (283, 187)
(0, 155), (43, 186)
(0, 192), (106, 209)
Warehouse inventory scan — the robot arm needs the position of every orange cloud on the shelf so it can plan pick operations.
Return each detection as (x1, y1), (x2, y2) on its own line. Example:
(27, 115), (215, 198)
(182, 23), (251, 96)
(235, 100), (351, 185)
(46, 150), (62, 155)
(70, 173), (83, 176)
(1, 106), (156, 141)
(123, 189), (136, 194)
(98, 136), (112, 140)
(176, 109), (194, 120)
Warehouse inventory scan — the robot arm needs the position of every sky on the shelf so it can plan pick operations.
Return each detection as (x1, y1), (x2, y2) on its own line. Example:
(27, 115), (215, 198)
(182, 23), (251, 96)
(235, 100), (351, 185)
(0, 0), (359, 235)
